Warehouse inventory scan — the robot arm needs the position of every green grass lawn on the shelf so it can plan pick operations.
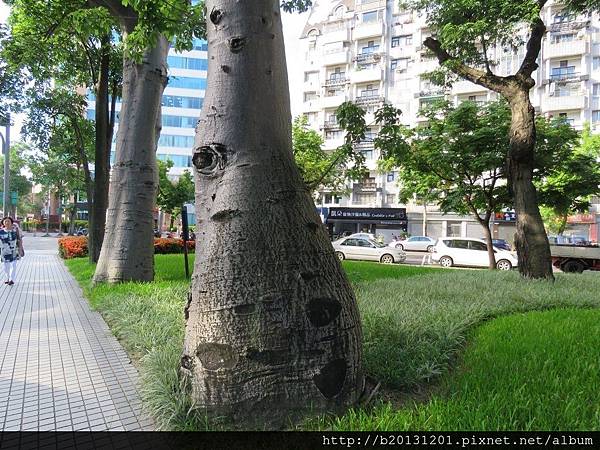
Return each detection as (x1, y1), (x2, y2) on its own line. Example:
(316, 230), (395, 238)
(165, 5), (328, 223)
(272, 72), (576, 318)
(65, 255), (600, 430)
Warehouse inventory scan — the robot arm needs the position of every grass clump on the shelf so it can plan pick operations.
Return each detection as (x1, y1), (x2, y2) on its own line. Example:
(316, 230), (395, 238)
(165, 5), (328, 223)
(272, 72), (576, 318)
(65, 256), (600, 431)
(314, 308), (600, 431)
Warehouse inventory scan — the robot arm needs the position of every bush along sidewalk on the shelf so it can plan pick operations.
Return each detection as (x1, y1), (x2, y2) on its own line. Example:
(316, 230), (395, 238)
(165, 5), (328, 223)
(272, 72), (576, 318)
(58, 236), (196, 259)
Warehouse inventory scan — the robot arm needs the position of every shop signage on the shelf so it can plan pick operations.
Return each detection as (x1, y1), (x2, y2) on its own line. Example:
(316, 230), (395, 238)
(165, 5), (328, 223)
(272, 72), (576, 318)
(327, 207), (407, 221)
(494, 211), (517, 222)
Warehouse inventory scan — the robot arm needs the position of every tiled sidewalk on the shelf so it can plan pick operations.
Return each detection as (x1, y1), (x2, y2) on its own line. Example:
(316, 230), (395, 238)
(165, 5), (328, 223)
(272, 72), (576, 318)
(0, 236), (153, 431)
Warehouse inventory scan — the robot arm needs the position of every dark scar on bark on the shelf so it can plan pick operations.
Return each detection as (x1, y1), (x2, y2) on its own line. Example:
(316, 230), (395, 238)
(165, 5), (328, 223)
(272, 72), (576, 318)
(234, 304), (256, 315)
(196, 343), (238, 370)
(180, 355), (194, 370)
(228, 36), (247, 53)
(307, 298), (342, 327)
(211, 193), (216, 201)
(211, 209), (240, 222)
(247, 348), (288, 365)
(209, 8), (223, 25)
(300, 272), (319, 282)
(313, 359), (347, 398)
(221, 65), (230, 73)
(193, 144), (227, 175)
(184, 291), (192, 320)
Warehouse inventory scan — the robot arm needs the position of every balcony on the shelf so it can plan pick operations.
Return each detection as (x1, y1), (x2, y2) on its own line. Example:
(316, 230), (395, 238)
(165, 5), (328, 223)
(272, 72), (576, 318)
(353, 52), (383, 65)
(321, 120), (340, 131)
(548, 71), (581, 83)
(323, 76), (350, 87)
(322, 49), (350, 66)
(351, 67), (382, 84)
(415, 88), (448, 99)
(354, 21), (385, 40)
(541, 94), (587, 112)
(321, 22), (350, 45)
(322, 94), (347, 109)
(547, 20), (590, 33)
(354, 95), (385, 107)
(353, 181), (378, 192)
(544, 39), (587, 59)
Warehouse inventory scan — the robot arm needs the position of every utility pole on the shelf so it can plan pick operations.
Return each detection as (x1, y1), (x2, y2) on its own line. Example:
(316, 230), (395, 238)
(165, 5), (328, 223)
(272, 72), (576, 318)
(2, 114), (10, 218)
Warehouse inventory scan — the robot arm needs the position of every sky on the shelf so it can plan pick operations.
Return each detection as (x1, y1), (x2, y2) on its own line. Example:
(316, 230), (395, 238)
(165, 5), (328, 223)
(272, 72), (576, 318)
(0, 2), (310, 140)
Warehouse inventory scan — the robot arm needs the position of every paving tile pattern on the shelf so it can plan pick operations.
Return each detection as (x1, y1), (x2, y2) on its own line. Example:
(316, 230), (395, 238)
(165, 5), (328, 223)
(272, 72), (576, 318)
(0, 236), (153, 431)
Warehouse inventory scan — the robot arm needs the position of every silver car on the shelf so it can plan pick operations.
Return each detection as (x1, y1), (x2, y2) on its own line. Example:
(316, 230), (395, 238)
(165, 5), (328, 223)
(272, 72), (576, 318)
(333, 237), (406, 264)
(390, 236), (436, 252)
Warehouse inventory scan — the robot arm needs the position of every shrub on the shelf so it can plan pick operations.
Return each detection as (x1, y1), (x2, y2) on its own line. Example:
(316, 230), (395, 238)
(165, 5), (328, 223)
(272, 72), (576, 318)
(58, 236), (195, 258)
(58, 236), (89, 259)
(154, 238), (196, 254)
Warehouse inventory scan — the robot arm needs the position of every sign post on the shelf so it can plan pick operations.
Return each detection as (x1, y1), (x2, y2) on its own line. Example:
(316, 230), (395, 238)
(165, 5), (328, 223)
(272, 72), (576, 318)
(181, 204), (190, 279)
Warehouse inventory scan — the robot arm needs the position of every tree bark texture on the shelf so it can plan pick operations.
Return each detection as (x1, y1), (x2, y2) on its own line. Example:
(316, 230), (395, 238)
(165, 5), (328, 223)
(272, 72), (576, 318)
(181, 0), (365, 427)
(507, 89), (554, 280)
(481, 218), (496, 270)
(89, 35), (111, 263)
(93, 36), (168, 283)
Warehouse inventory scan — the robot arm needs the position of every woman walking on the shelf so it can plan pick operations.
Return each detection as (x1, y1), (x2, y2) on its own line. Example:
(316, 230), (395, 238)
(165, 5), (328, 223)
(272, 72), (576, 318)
(0, 217), (24, 285)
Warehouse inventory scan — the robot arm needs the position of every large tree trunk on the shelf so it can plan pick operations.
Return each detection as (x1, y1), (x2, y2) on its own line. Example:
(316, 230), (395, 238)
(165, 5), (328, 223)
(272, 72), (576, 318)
(93, 36), (168, 283)
(89, 35), (112, 263)
(507, 89), (554, 280)
(181, 0), (365, 427)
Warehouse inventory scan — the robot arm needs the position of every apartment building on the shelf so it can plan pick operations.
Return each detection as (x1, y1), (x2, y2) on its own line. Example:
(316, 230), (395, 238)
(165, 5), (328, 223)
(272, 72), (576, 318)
(300, 0), (600, 242)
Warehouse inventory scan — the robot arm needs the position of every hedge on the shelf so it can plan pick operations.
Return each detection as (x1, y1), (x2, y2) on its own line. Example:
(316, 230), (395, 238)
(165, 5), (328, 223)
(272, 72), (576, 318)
(58, 236), (195, 259)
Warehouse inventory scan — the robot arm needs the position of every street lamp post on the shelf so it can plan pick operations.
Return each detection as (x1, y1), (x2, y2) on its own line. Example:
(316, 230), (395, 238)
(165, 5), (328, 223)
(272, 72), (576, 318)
(1, 114), (10, 218)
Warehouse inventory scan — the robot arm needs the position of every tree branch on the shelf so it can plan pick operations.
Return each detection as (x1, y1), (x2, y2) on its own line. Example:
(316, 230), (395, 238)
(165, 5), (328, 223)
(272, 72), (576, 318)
(517, 17), (546, 80)
(86, 0), (138, 32)
(424, 37), (510, 95)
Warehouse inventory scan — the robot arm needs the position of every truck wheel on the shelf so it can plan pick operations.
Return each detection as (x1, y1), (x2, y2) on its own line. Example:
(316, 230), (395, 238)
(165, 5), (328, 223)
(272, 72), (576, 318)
(561, 260), (585, 274)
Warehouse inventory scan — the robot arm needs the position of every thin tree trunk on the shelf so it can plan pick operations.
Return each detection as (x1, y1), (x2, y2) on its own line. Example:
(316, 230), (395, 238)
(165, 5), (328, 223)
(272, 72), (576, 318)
(168, 214), (175, 232)
(68, 207), (77, 235)
(93, 36), (169, 283)
(181, 0), (365, 427)
(422, 203), (428, 236)
(507, 89), (554, 280)
(89, 35), (111, 263)
(557, 213), (568, 235)
(481, 217), (496, 270)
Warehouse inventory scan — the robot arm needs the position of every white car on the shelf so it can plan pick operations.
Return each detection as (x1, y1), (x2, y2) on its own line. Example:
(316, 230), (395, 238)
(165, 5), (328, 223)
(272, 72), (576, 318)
(333, 237), (406, 264)
(390, 236), (437, 252)
(432, 238), (518, 270)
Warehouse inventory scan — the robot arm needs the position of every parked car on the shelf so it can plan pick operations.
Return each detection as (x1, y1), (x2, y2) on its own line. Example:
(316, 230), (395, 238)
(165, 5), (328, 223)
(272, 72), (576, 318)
(481, 238), (512, 251)
(432, 238), (518, 270)
(333, 237), (406, 264)
(390, 236), (437, 252)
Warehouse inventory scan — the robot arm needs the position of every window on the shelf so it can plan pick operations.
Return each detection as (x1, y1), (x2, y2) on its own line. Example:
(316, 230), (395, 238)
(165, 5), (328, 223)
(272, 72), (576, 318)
(359, 84), (379, 98)
(451, 240), (469, 249)
(156, 153), (193, 168)
(361, 150), (373, 160)
(551, 60), (576, 80)
(158, 135), (195, 148)
(353, 193), (376, 204)
(329, 67), (346, 81)
(360, 40), (380, 54)
(326, 130), (343, 140)
(167, 56), (208, 71)
(386, 194), (395, 204)
(362, 11), (379, 23)
(304, 71), (319, 83)
(391, 35), (413, 47)
(162, 115), (198, 128)
(168, 76), (207, 90)
(553, 11), (574, 23)
(391, 58), (409, 71)
(469, 241), (488, 251)
(594, 57), (600, 70)
(304, 92), (317, 102)
(593, 84), (600, 96)
(592, 111), (600, 122)
(192, 38), (208, 51)
(162, 95), (203, 109)
(558, 112), (575, 125)
(387, 172), (395, 182)
(550, 33), (574, 44)
(447, 222), (462, 237)
(341, 239), (360, 247)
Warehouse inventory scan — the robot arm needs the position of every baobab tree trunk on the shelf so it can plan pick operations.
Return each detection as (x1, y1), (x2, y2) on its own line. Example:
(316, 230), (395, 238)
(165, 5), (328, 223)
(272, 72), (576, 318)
(507, 89), (553, 280)
(181, 0), (365, 427)
(93, 36), (168, 283)
(89, 35), (112, 263)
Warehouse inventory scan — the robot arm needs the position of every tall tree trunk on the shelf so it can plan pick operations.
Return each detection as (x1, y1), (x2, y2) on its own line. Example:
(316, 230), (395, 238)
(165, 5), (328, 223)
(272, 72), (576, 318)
(93, 36), (168, 283)
(181, 0), (365, 427)
(507, 89), (553, 280)
(89, 35), (111, 263)
(68, 206), (77, 235)
(422, 203), (428, 236)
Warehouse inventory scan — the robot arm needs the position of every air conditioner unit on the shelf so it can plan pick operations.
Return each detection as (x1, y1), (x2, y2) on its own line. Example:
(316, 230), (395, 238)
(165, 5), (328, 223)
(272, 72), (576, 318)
(396, 68), (407, 73)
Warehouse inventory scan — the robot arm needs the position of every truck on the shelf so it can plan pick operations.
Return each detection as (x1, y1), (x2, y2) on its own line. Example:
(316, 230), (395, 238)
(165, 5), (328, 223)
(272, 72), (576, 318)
(550, 245), (600, 273)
